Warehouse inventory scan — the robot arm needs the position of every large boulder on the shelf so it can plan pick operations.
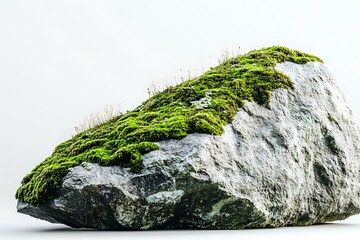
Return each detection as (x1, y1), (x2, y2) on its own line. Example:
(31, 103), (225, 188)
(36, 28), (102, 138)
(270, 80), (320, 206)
(17, 48), (360, 229)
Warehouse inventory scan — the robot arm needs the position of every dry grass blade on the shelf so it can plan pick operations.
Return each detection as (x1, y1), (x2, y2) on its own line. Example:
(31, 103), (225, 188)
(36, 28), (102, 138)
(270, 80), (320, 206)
(74, 105), (123, 134)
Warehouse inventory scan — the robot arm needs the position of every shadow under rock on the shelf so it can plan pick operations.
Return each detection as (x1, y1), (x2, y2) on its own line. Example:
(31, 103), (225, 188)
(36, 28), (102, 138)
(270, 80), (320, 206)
(27, 222), (359, 233)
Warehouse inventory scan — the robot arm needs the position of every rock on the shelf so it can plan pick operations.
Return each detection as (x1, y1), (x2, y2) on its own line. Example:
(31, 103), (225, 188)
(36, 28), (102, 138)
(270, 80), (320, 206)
(17, 60), (360, 230)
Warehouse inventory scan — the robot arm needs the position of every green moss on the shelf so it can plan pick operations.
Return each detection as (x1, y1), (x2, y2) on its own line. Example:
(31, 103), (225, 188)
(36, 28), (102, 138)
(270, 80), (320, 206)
(16, 46), (322, 205)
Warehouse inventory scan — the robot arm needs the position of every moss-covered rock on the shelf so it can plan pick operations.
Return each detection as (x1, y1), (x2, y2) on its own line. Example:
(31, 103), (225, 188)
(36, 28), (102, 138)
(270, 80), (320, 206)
(15, 46), (322, 205)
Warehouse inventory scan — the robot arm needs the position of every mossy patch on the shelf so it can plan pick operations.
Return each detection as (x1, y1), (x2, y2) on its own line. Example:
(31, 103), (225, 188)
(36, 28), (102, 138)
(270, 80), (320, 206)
(16, 46), (322, 205)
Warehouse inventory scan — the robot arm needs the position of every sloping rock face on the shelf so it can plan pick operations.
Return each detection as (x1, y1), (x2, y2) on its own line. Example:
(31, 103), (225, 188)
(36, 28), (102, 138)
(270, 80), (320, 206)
(18, 61), (360, 229)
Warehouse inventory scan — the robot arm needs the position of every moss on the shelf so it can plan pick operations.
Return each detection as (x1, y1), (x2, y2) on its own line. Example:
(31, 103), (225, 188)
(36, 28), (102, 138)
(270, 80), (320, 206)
(16, 46), (322, 205)
(114, 142), (159, 173)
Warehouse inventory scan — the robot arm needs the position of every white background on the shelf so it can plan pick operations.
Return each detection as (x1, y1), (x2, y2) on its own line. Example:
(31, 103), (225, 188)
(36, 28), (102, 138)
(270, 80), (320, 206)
(1, 0), (360, 239)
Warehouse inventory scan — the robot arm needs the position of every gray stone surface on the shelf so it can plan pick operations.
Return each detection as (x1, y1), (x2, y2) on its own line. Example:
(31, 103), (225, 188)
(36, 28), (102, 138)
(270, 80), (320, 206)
(17, 61), (360, 229)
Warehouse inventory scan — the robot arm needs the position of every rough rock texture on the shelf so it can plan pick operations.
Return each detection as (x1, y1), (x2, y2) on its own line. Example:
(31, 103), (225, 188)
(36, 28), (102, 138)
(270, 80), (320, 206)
(18, 61), (360, 229)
